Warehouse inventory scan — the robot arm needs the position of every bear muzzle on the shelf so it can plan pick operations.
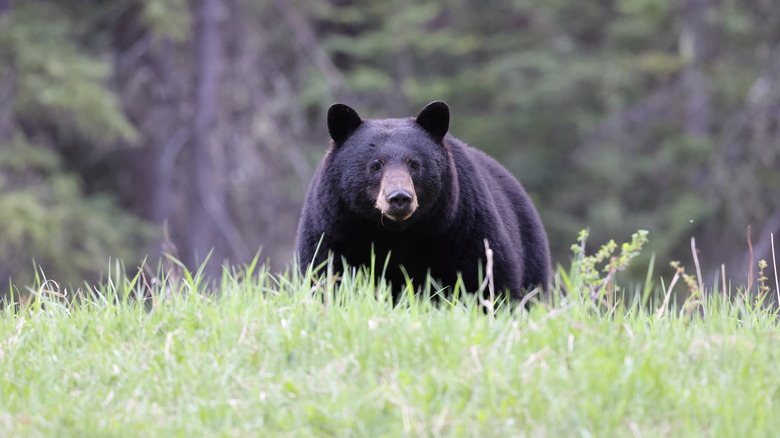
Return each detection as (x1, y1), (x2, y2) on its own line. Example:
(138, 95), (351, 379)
(375, 168), (418, 221)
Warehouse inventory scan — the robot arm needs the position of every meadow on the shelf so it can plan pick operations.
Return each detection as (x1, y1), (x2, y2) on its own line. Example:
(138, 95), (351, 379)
(1, 232), (779, 437)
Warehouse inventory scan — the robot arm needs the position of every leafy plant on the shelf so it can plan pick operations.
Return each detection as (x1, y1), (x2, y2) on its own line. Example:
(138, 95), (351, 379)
(562, 229), (650, 308)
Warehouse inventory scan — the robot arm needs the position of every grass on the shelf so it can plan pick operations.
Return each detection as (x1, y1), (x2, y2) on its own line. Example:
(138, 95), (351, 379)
(1, 248), (780, 437)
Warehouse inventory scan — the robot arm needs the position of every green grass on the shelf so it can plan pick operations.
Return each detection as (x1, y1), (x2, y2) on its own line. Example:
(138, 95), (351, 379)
(1, 255), (780, 437)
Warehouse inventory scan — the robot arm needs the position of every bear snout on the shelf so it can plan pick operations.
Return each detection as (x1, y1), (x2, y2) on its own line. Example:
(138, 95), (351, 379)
(375, 168), (418, 221)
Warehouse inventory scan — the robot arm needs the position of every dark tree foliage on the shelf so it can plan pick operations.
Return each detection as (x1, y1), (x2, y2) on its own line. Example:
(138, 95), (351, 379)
(0, 1), (150, 287)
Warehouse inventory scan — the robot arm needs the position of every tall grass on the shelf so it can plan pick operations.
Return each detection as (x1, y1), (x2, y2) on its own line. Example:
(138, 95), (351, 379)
(1, 241), (780, 437)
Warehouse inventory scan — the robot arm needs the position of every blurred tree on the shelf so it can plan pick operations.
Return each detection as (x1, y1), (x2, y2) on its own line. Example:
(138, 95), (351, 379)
(0, 0), (14, 143)
(109, 0), (316, 276)
(0, 0), (151, 288)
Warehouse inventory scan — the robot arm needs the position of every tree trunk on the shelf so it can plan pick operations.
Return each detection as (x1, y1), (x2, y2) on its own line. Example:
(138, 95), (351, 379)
(111, 5), (185, 262)
(0, 0), (14, 143)
(189, 0), (250, 274)
(0, 0), (11, 18)
(391, 47), (412, 115)
(679, 0), (711, 137)
(188, 0), (222, 272)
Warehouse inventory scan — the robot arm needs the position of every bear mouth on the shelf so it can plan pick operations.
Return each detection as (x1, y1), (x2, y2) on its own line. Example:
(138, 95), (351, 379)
(377, 194), (418, 223)
(382, 211), (414, 222)
(377, 210), (416, 231)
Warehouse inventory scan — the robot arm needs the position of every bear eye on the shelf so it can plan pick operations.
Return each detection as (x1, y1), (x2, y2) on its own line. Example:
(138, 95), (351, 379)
(369, 161), (383, 172)
(408, 160), (420, 170)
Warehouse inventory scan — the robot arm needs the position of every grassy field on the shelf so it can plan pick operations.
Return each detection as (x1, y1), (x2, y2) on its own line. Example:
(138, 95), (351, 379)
(2, 240), (780, 437)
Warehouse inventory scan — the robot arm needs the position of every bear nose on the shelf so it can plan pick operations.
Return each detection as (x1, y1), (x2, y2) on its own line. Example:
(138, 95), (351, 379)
(387, 190), (413, 210)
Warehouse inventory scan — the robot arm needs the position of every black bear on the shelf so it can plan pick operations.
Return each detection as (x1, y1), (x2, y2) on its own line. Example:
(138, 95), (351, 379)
(296, 101), (550, 301)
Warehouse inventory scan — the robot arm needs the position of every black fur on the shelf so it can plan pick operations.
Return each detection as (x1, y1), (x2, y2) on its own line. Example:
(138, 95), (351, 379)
(296, 101), (550, 300)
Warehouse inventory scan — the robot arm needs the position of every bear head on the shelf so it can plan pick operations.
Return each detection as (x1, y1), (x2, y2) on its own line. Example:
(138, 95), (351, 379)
(326, 101), (452, 231)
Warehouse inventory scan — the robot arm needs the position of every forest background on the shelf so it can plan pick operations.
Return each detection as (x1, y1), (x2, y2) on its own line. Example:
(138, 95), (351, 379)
(1, 0), (778, 289)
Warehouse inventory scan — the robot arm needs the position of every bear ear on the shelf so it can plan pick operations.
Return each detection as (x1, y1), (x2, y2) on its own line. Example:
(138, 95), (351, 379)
(327, 103), (362, 146)
(415, 100), (450, 143)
